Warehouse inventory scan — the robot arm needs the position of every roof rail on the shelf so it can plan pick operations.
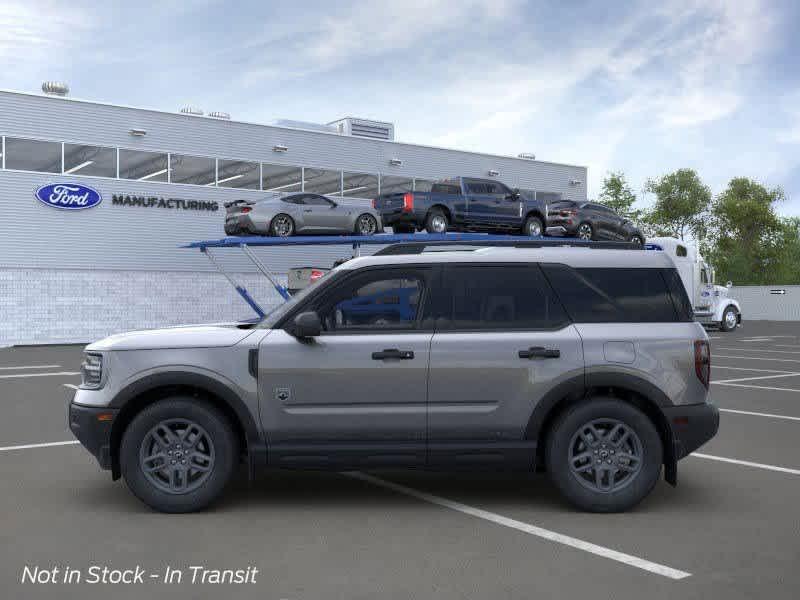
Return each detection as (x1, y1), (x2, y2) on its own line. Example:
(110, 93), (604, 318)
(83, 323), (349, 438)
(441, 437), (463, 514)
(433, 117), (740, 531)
(374, 239), (642, 256)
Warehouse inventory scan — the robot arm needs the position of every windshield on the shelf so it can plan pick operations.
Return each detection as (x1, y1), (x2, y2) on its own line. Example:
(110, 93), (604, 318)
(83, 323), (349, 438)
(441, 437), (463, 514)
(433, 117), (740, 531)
(257, 269), (344, 328)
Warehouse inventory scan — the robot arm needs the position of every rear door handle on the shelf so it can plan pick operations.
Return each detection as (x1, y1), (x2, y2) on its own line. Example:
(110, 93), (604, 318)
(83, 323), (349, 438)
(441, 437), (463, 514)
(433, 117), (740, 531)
(518, 346), (560, 359)
(372, 348), (415, 360)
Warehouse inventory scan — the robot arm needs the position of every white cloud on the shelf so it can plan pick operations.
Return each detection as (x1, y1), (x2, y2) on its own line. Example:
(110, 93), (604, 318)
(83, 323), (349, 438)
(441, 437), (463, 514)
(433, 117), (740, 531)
(0, 1), (93, 71)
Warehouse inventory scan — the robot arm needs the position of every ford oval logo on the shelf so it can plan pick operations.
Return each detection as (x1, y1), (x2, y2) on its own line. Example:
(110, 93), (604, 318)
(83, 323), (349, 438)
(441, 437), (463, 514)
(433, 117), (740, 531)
(35, 183), (102, 210)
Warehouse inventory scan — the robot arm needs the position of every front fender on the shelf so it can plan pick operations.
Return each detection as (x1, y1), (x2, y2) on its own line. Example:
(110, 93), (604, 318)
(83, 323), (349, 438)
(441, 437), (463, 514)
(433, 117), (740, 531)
(714, 298), (740, 321)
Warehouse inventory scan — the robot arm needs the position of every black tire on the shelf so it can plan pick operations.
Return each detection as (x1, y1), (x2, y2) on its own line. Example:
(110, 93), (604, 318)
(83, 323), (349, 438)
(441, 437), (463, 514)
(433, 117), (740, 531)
(629, 234), (644, 245)
(546, 398), (662, 513)
(392, 224), (415, 234)
(120, 397), (238, 513)
(523, 215), (544, 237)
(270, 214), (295, 237)
(355, 213), (379, 236)
(576, 222), (594, 240)
(425, 209), (449, 234)
(720, 305), (738, 332)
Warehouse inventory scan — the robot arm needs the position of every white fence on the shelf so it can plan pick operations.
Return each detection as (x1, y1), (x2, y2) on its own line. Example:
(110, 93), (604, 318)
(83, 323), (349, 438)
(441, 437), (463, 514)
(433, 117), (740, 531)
(729, 285), (800, 321)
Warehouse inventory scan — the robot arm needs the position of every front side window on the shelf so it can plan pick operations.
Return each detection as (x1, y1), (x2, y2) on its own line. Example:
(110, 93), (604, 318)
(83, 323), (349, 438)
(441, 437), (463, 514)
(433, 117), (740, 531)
(4, 137), (61, 173)
(438, 265), (568, 330)
(543, 266), (679, 323)
(304, 194), (334, 206)
(315, 271), (426, 332)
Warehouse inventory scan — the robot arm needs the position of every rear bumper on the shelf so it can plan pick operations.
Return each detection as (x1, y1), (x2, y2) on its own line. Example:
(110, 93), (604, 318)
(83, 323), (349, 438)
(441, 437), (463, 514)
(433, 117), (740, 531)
(663, 402), (719, 459)
(68, 401), (118, 470)
(380, 210), (420, 227)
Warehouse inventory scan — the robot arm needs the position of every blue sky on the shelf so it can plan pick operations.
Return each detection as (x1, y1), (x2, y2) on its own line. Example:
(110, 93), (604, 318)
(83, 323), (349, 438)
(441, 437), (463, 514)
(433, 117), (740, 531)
(3, 0), (800, 214)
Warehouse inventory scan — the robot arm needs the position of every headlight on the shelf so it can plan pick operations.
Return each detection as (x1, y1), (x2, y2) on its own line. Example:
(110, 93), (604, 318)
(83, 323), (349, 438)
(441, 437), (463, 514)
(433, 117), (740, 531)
(80, 353), (104, 389)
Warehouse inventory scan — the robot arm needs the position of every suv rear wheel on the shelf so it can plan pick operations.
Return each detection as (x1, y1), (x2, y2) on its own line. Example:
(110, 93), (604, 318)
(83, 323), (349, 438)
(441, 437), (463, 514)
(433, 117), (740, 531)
(546, 398), (662, 512)
(120, 397), (238, 513)
(576, 222), (593, 240)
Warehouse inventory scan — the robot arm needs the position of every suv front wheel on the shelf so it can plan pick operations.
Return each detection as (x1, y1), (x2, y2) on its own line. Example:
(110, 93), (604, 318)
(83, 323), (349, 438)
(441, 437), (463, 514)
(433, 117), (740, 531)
(546, 398), (662, 512)
(120, 397), (238, 513)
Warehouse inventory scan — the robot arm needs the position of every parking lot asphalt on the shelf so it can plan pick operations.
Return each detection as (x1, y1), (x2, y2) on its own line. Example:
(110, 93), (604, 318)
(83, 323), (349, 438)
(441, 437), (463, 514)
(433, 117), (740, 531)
(1, 322), (799, 599)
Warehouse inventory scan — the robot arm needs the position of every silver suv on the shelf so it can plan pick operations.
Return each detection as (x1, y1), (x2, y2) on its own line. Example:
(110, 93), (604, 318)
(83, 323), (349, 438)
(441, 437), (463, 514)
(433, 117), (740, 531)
(69, 244), (719, 513)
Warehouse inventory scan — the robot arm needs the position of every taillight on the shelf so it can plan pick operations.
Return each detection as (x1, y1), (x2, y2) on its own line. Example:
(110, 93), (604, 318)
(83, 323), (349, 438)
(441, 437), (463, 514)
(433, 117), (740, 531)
(310, 269), (325, 282)
(694, 339), (710, 388)
(241, 207), (252, 214)
(402, 193), (414, 213)
(372, 198), (377, 209)
(560, 209), (577, 217)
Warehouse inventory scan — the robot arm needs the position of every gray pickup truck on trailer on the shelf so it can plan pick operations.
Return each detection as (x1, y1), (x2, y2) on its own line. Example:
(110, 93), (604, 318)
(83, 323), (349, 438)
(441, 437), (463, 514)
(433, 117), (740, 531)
(69, 241), (718, 514)
(374, 177), (549, 236)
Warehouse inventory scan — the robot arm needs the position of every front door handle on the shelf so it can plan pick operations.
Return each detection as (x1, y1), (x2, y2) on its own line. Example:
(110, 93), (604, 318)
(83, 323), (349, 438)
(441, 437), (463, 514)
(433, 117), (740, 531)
(518, 346), (560, 359)
(372, 348), (415, 360)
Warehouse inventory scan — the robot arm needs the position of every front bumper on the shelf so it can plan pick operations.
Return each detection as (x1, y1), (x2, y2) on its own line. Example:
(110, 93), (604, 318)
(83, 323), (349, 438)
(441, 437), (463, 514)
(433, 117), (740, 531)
(68, 400), (119, 470)
(663, 402), (719, 459)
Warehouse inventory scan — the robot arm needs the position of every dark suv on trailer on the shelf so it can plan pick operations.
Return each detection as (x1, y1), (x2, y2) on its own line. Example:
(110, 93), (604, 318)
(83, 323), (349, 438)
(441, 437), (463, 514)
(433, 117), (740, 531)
(548, 201), (645, 244)
(69, 244), (717, 513)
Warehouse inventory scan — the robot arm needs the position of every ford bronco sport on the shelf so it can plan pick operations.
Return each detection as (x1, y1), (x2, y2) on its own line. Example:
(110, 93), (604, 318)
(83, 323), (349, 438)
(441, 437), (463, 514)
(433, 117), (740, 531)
(69, 244), (718, 513)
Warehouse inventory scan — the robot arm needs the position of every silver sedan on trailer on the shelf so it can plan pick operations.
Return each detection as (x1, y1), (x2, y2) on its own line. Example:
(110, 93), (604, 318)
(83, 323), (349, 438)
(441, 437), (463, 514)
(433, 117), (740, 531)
(224, 193), (383, 237)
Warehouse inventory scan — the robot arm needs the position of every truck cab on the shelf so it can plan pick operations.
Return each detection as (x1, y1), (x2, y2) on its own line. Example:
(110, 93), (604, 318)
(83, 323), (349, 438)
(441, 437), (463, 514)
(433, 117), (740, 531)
(648, 237), (741, 331)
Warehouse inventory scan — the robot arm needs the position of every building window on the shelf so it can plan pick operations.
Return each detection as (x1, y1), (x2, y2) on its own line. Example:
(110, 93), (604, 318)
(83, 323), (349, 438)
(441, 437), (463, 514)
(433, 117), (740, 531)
(380, 176), (413, 195)
(413, 178), (436, 192)
(119, 149), (168, 182)
(262, 163), (302, 192)
(217, 159), (260, 189)
(304, 167), (342, 195)
(342, 171), (379, 198)
(63, 143), (117, 177)
(4, 137), (61, 173)
(170, 154), (216, 186)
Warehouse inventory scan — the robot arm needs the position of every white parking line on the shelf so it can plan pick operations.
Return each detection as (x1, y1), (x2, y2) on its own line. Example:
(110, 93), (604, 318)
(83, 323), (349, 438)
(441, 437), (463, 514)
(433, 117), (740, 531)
(0, 364), (62, 371)
(0, 371), (80, 380)
(0, 440), (79, 453)
(63, 383), (78, 390)
(346, 472), (691, 580)
(719, 408), (800, 422)
(771, 344), (800, 349)
(713, 382), (800, 393)
(692, 453), (800, 476)
(713, 366), (796, 374)
(714, 355), (800, 363)
(713, 373), (800, 384)
(716, 347), (800, 355)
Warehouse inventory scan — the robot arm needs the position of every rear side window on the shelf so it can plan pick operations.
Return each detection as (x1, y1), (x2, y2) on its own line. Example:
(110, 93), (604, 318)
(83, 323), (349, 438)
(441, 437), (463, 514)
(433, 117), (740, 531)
(662, 268), (693, 321)
(542, 266), (680, 323)
(438, 265), (569, 330)
(431, 184), (461, 195)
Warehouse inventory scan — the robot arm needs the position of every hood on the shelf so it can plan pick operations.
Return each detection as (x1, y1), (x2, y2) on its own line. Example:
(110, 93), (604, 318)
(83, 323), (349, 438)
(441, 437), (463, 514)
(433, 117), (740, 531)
(714, 285), (730, 297)
(86, 323), (257, 351)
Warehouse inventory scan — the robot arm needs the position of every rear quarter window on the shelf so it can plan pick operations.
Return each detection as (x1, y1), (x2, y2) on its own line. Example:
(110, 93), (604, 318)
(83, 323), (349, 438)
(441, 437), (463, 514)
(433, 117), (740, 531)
(541, 266), (682, 323)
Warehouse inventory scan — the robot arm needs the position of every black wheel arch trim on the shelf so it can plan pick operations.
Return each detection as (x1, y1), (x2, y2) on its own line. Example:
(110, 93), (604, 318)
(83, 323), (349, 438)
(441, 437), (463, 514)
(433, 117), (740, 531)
(526, 371), (677, 485)
(107, 371), (265, 480)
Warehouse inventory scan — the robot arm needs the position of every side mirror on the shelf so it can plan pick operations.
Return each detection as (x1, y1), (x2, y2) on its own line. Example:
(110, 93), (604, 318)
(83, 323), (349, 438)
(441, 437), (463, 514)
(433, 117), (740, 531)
(293, 311), (322, 338)
(726, 281), (733, 289)
(507, 188), (521, 200)
(329, 201), (338, 208)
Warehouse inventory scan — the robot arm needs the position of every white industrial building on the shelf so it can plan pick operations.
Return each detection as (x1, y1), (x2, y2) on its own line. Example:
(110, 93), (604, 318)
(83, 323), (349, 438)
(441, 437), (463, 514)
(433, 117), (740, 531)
(0, 85), (588, 345)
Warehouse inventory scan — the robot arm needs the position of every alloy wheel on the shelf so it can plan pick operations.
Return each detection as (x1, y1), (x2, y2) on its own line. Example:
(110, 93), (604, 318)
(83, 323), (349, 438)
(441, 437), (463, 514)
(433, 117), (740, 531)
(357, 214), (377, 235)
(272, 215), (293, 237)
(724, 309), (738, 329)
(431, 215), (447, 233)
(527, 219), (543, 236)
(139, 419), (216, 494)
(568, 418), (643, 493)
(577, 224), (592, 240)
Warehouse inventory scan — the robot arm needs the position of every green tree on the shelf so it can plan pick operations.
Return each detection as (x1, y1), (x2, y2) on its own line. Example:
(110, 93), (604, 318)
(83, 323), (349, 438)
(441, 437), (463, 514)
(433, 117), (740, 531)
(643, 169), (711, 241)
(707, 178), (787, 285)
(598, 171), (639, 219)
